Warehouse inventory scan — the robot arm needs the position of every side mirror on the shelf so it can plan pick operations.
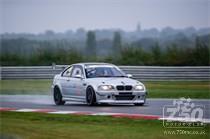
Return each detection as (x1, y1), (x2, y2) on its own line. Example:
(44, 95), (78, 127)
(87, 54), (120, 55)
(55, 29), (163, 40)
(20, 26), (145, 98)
(127, 74), (133, 78)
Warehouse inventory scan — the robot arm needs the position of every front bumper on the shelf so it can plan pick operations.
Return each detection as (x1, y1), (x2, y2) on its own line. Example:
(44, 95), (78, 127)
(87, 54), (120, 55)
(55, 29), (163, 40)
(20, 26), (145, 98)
(95, 91), (147, 104)
(97, 99), (145, 104)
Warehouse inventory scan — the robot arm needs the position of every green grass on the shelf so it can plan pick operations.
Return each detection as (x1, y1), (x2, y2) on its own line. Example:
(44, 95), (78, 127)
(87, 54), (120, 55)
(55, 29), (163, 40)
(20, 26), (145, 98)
(143, 81), (210, 99)
(0, 80), (209, 99)
(0, 111), (209, 139)
(0, 79), (52, 95)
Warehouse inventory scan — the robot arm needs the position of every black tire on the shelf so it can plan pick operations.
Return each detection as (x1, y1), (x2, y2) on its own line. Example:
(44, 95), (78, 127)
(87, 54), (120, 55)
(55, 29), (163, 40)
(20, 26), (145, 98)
(54, 87), (65, 105)
(86, 86), (96, 106)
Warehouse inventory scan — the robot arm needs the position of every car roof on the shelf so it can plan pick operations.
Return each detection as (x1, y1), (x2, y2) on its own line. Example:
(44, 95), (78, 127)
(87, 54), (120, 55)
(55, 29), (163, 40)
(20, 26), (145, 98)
(73, 62), (114, 67)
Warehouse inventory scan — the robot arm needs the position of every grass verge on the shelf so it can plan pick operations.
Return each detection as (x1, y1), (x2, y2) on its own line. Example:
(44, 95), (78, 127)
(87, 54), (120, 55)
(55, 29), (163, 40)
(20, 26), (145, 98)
(0, 111), (209, 139)
(144, 81), (210, 99)
(0, 79), (209, 99)
(0, 79), (52, 95)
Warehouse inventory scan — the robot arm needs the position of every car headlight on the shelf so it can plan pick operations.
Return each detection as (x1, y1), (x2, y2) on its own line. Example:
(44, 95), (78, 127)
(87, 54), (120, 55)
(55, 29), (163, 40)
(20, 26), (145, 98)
(134, 85), (144, 91)
(98, 85), (114, 91)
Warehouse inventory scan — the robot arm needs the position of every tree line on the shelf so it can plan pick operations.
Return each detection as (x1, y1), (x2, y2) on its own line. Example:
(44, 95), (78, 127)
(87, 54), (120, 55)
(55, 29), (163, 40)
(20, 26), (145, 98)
(0, 31), (209, 66)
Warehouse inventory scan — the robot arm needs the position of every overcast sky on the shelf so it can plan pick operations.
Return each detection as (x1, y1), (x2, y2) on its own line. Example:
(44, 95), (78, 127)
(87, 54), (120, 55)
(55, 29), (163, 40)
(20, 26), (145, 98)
(0, 0), (209, 34)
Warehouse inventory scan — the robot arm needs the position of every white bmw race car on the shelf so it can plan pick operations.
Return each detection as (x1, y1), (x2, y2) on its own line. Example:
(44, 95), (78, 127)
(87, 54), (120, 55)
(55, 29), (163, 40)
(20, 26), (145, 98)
(52, 63), (147, 106)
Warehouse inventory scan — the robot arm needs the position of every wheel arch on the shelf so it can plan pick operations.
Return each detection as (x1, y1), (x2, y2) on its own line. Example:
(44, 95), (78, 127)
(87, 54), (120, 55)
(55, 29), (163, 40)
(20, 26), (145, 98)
(85, 83), (98, 91)
(86, 85), (94, 92)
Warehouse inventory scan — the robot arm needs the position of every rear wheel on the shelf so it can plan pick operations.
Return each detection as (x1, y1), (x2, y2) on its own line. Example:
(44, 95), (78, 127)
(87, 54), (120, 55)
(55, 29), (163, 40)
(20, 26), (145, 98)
(54, 87), (65, 105)
(86, 86), (96, 106)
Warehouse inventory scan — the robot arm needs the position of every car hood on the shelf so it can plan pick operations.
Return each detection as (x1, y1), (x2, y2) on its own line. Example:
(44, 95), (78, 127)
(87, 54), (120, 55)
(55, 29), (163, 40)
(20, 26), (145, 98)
(86, 77), (142, 86)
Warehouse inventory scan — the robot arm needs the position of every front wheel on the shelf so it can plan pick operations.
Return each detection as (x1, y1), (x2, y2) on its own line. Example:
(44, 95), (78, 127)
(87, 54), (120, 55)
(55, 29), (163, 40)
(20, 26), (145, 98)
(54, 87), (65, 105)
(86, 86), (96, 106)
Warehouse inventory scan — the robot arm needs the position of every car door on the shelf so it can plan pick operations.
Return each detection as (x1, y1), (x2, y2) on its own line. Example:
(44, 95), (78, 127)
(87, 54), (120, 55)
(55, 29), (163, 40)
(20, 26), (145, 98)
(60, 66), (73, 96)
(70, 65), (85, 99)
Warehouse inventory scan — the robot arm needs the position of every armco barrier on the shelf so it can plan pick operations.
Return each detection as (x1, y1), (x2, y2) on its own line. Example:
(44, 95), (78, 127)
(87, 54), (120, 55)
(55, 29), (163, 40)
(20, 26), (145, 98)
(0, 65), (209, 81)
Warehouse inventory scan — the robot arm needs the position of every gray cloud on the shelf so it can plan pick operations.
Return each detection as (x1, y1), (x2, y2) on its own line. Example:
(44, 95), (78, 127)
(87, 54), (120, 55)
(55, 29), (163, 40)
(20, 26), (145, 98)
(1, 0), (209, 33)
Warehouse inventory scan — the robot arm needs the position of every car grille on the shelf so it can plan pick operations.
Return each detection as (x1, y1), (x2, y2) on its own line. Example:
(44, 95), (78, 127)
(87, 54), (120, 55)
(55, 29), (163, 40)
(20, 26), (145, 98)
(119, 92), (132, 95)
(116, 85), (132, 91)
(115, 95), (135, 100)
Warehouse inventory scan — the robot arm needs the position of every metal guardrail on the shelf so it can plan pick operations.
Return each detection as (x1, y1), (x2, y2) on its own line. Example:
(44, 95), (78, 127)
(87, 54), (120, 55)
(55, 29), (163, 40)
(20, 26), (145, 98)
(0, 65), (210, 81)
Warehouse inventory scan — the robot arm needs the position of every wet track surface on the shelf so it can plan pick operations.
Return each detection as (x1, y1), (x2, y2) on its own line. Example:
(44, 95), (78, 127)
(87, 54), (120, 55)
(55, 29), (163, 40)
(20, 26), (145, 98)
(0, 95), (209, 118)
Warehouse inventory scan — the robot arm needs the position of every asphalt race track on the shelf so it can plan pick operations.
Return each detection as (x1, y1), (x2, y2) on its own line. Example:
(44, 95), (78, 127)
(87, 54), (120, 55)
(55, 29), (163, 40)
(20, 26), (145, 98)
(0, 95), (209, 119)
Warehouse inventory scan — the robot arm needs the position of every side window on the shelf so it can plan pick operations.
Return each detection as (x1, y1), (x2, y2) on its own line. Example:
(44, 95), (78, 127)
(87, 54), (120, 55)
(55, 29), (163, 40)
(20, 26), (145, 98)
(62, 66), (73, 77)
(71, 66), (83, 78)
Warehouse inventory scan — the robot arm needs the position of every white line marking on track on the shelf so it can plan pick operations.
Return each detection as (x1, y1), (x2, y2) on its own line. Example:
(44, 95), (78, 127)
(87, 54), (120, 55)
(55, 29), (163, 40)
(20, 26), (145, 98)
(90, 112), (122, 116)
(12, 109), (38, 112)
(48, 111), (78, 114)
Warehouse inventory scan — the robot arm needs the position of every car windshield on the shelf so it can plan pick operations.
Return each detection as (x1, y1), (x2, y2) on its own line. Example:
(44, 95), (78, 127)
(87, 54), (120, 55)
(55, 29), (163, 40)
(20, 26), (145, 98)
(85, 66), (126, 78)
